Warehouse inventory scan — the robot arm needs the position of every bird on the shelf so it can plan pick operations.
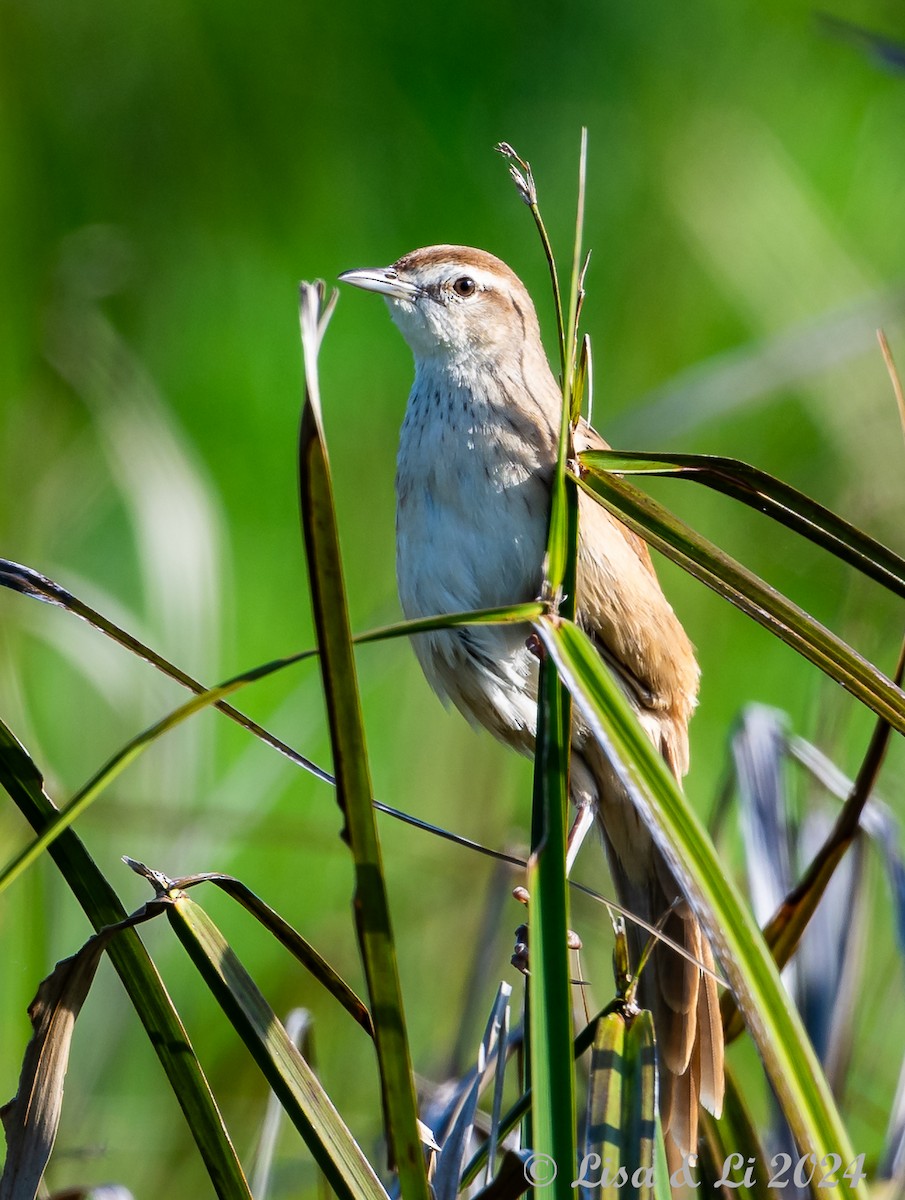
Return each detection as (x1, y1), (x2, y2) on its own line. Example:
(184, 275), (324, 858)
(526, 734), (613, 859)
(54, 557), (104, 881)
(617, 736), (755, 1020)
(338, 244), (724, 1152)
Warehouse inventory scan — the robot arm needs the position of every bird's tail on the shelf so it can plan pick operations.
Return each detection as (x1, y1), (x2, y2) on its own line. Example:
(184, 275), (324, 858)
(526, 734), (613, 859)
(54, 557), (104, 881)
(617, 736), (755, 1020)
(601, 810), (725, 1155)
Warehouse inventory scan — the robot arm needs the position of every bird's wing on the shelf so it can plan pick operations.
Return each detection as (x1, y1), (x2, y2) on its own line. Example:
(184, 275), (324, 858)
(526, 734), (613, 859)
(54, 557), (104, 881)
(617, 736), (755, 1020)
(573, 423), (722, 1154)
(573, 419), (659, 580)
(571, 421), (699, 736)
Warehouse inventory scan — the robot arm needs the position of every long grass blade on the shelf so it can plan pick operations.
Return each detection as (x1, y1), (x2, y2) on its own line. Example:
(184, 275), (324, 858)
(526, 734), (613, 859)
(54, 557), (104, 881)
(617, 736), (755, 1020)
(519, 131), (589, 1188)
(574, 463), (905, 735)
(536, 615), (864, 1196)
(0, 897), (198, 1200)
(723, 639), (905, 1042)
(297, 282), (429, 1199)
(578, 450), (905, 601)
(526, 651), (576, 1184)
(582, 1008), (657, 1199)
(164, 890), (389, 1200)
(0, 558), (332, 782)
(0, 596), (545, 893)
(0, 721), (250, 1198)
(0, 559), (541, 792)
(0, 653), (313, 894)
(1, 915), (145, 1200)
(149, 871), (373, 1036)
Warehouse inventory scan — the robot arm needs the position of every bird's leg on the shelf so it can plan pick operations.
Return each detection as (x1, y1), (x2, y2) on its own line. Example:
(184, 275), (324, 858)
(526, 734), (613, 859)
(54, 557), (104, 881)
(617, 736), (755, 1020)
(525, 629), (545, 660)
(565, 802), (595, 875)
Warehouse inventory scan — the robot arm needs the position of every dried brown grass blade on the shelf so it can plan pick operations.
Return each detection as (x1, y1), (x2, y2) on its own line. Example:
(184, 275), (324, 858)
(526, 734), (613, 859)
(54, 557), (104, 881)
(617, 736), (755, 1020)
(0, 906), (162, 1200)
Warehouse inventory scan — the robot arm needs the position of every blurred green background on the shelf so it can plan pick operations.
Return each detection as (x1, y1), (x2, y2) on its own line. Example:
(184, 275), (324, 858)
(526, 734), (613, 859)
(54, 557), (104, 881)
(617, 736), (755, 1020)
(2, 0), (905, 1194)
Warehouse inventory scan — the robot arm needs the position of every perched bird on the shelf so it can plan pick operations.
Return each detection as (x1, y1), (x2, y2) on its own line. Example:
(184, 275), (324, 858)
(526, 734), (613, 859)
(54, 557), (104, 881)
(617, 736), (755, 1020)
(339, 245), (724, 1151)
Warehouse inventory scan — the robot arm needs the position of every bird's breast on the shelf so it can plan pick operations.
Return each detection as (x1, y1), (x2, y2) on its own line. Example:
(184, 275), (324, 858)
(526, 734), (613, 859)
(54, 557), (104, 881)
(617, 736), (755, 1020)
(395, 376), (551, 619)
(393, 370), (555, 739)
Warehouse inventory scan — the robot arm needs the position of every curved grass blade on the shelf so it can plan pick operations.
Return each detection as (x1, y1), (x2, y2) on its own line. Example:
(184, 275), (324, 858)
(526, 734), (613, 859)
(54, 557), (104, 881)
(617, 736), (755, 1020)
(723, 639), (905, 1042)
(298, 282), (429, 1200)
(574, 464), (905, 736)
(578, 450), (905, 601)
(163, 888), (389, 1200)
(495, 142), (565, 378)
(0, 587), (709, 933)
(0, 558), (331, 783)
(0, 651), (315, 895)
(535, 615), (864, 1196)
(0, 559), (541, 794)
(0, 721), (250, 1198)
(432, 984), (512, 1200)
(1, 946), (102, 1200)
(141, 871), (373, 1037)
(0, 592), (543, 895)
(2, 913), (142, 1200)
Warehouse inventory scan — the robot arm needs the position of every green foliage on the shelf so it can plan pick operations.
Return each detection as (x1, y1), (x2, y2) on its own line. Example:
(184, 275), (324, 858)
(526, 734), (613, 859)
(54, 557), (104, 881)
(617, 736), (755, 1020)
(2, 8), (905, 1195)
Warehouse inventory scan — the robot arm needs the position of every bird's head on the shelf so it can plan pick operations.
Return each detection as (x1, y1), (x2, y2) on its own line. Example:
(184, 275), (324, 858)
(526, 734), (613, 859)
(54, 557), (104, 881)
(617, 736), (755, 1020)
(339, 245), (544, 364)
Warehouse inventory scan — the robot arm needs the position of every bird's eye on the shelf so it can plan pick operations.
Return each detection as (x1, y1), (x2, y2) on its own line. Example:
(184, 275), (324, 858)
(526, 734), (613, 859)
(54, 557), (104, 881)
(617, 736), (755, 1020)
(452, 276), (477, 298)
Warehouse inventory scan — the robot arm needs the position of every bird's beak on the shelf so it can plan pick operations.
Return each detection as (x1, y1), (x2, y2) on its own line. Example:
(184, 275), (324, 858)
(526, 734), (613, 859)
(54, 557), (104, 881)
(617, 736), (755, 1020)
(338, 267), (422, 302)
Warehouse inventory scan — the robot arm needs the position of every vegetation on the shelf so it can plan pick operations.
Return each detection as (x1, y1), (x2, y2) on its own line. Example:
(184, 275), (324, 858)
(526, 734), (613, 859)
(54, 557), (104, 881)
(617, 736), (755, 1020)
(1, 5), (905, 1196)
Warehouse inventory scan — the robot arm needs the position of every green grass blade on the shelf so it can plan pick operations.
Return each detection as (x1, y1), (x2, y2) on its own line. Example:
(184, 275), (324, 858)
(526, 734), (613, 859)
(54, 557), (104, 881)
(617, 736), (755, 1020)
(0, 558), (331, 781)
(575, 464), (905, 736)
(583, 1008), (657, 1199)
(526, 654), (577, 1191)
(563, 128), (588, 412)
(297, 283), (429, 1200)
(164, 872), (373, 1037)
(165, 892), (389, 1200)
(518, 132), (589, 1192)
(579, 450), (905, 600)
(0, 653), (312, 895)
(0, 721), (251, 1199)
(544, 129), (587, 595)
(0, 598), (546, 894)
(354, 601), (544, 645)
(587, 1012), (627, 1199)
(535, 615), (865, 1198)
(0, 558), (541, 789)
(460, 1007), (635, 1189)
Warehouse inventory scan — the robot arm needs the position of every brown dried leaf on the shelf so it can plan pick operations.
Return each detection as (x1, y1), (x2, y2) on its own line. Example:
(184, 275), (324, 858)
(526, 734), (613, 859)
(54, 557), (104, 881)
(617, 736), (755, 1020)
(1, 906), (162, 1200)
